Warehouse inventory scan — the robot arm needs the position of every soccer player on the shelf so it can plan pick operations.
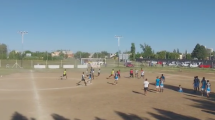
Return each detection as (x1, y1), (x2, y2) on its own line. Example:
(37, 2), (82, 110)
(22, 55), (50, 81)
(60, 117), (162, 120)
(139, 68), (144, 79)
(160, 74), (165, 82)
(155, 76), (160, 93)
(160, 77), (165, 92)
(92, 69), (95, 79)
(201, 77), (207, 96)
(117, 70), (121, 79)
(143, 79), (149, 95)
(135, 69), (138, 78)
(178, 85), (183, 92)
(62, 69), (67, 79)
(108, 69), (115, 78)
(77, 72), (87, 86)
(196, 76), (200, 91)
(88, 72), (92, 84)
(113, 71), (119, 85)
(206, 80), (211, 98)
(130, 69), (134, 78)
(98, 69), (101, 76)
(193, 76), (198, 93)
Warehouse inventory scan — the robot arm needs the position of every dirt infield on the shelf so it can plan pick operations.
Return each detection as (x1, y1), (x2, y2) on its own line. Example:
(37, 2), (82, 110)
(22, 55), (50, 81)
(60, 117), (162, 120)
(0, 69), (214, 120)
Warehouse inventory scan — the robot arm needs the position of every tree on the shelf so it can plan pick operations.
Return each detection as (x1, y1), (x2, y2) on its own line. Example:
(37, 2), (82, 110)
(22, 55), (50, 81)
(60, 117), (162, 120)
(74, 51), (90, 58)
(0, 44), (8, 59)
(156, 51), (166, 59)
(191, 44), (207, 60)
(130, 43), (136, 60)
(9, 50), (21, 59)
(177, 48), (180, 54)
(186, 54), (192, 60)
(140, 43), (153, 58)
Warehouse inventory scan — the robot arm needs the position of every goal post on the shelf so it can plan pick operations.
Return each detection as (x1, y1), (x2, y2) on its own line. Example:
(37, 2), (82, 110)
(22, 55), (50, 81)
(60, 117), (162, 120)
(81, 58), (106, 68)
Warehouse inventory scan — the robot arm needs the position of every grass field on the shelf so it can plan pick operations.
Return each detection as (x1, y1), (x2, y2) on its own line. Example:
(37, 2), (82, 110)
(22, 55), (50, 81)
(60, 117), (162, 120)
(0, 66), (214, 120)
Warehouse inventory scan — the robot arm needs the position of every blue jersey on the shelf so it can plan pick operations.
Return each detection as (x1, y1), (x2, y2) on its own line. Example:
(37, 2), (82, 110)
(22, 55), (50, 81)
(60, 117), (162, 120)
(115, 73), (118, 79)
(207, 83), (211, 91)
(160, 79), (164, 86)
(201, 80), (206, 88)
(161, 76), (165, 80)
(156, 79), (160, 86)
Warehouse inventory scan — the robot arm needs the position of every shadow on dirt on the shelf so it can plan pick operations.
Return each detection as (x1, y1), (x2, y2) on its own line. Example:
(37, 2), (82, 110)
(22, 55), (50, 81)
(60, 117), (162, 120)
(11, 112), (36, 120)
(185, 97), (215, 115)
(148, 108), (201, 120)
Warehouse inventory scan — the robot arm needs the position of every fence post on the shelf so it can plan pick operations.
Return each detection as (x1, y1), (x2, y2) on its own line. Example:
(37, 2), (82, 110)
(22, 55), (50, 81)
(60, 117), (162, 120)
(46, 60), (47, 68)
(0, 60), (1, 68)
(31, 60), (33, 69)
(61, 60), (62, 68)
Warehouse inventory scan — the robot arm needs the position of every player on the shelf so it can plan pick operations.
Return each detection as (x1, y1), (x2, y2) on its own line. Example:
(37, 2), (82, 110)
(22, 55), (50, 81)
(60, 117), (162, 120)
(92, 69), (95, 79)
(135, 69), (138, 78)
(160, 77), (165, 92)
(201, 77), (207, 96)
(62, 69), (67, 80)
(108, 69), (114, 79)
(178, 85), (183, 92)
(98, 69), (101, 76)
(77, 72), (87, 86)
(88, 71), (92, 84)
(160, 74), (165, 82)
(155, 76), (160, 93)
(196, 76), (200, 91)
(193, 76), (198, 93)
(130, 69), (134, 78)
(117, 70), (121, 79)
(113, 71), (119, 85)
(206, 80), (211, 98)
(143, 79), (149, 96)
(139, 68), (144, 79)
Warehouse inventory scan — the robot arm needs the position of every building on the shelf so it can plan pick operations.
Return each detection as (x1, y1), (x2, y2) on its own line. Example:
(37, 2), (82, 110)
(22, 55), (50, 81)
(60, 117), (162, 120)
(51, 50), (74, 58)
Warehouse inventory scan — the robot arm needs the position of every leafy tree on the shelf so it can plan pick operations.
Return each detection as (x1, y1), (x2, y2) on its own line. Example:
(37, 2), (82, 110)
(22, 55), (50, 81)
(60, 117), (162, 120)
(0, 44), (8, 59)
(156, 51), (166, 59)
(130, 43), (136, 60)
(9, 50), (21, 59)
(140, 43), (153, 58)
(191, 44), (207, 60)
(74, 51), (90, 58)
(186, 54), (192, 60)
(177, 48), (180, 54)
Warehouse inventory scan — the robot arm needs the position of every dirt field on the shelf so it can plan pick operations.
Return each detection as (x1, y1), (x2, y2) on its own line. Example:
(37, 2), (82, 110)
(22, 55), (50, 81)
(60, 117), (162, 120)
(0, 69), (214, 120)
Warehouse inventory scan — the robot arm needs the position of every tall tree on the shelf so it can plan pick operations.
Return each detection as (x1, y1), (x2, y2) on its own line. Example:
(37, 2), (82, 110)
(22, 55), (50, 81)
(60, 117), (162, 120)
(130, 43), (136, 60)
(140, 43), (153, 58)
(0, 44), (8, 59)
(191, 44), (201, 59)
(177, 48), (180, 54)
(156, 51), (166, 59)
(191, 44), (207, 60)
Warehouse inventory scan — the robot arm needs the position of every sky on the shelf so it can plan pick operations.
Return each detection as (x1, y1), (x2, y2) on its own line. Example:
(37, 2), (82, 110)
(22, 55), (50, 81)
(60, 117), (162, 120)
(0, 0), (215, 54)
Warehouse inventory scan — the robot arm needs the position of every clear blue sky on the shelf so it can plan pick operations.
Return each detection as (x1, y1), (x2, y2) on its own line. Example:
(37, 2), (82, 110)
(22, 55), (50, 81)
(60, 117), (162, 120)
(0, 0), (215, 54)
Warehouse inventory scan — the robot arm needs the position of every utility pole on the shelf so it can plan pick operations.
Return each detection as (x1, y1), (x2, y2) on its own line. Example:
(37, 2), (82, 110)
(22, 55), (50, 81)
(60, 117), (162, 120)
(115, 35), (122, 67)
(18, 31), (28, 67)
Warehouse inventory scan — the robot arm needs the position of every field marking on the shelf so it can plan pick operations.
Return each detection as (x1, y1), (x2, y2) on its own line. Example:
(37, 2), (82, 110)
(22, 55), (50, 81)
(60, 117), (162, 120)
(30, 70), (43, 119)
(0, 77), (80, 80)
(0, 78), (92, 91)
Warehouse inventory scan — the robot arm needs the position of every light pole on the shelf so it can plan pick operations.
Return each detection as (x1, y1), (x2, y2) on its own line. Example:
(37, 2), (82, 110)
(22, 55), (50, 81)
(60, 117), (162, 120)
(115, 35), (122, 67)
(18, 31), (28, 67)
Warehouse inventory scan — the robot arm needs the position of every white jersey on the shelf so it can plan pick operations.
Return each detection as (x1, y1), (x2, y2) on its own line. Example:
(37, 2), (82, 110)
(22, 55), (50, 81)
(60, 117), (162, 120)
(98, 70), (100, 73)
(136, 70), (138, 73)
(82, 74), (84, 79)
(144, 81), (149, 87)
(141, 70), (144, 75)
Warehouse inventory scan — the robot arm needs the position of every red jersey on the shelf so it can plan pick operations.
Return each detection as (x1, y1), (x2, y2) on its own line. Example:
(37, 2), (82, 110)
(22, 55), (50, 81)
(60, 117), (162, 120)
(130, 70), (133, 74)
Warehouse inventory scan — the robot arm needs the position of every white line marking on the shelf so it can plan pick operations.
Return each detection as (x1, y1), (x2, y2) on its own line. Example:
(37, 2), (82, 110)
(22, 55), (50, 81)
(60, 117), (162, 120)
(30, 70), (43, 119)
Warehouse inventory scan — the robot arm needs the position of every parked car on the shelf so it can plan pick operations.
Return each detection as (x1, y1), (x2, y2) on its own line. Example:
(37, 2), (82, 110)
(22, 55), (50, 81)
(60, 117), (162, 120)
(125, 62), (134, 67)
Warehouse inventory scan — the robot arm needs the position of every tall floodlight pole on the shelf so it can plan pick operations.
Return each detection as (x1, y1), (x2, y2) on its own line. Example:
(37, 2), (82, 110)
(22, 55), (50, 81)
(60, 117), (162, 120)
(18, 31), (28, 67)
(115, 35), (122, 67)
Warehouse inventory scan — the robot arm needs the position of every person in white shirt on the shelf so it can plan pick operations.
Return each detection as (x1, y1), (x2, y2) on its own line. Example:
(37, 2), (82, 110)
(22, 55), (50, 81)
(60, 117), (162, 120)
(135, 69), (138, 78)
(143, 79), (149, 95)
(77, 72), (87, 86)
(98, 69), (101, 76)
(139, 68), (144, 79)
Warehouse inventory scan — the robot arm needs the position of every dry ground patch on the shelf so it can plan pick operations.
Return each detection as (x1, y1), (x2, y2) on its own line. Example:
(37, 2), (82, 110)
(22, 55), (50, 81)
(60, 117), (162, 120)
(0, 69), (214, 120)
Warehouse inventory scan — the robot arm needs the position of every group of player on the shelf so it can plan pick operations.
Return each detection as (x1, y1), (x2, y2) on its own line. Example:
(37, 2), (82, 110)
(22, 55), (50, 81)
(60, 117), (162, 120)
(77, 67), (101, 86)
(193, 76), (211, 98)
(61, 68), (212, 98)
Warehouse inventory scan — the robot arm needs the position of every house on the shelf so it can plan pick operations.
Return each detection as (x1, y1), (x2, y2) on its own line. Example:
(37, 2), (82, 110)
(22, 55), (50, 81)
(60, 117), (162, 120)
(51, 50), (74, 58)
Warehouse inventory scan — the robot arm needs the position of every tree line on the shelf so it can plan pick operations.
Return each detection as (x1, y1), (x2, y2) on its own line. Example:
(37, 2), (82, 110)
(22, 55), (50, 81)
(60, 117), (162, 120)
(0, 43), (214, 60)
(130, 43), (214, 60)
